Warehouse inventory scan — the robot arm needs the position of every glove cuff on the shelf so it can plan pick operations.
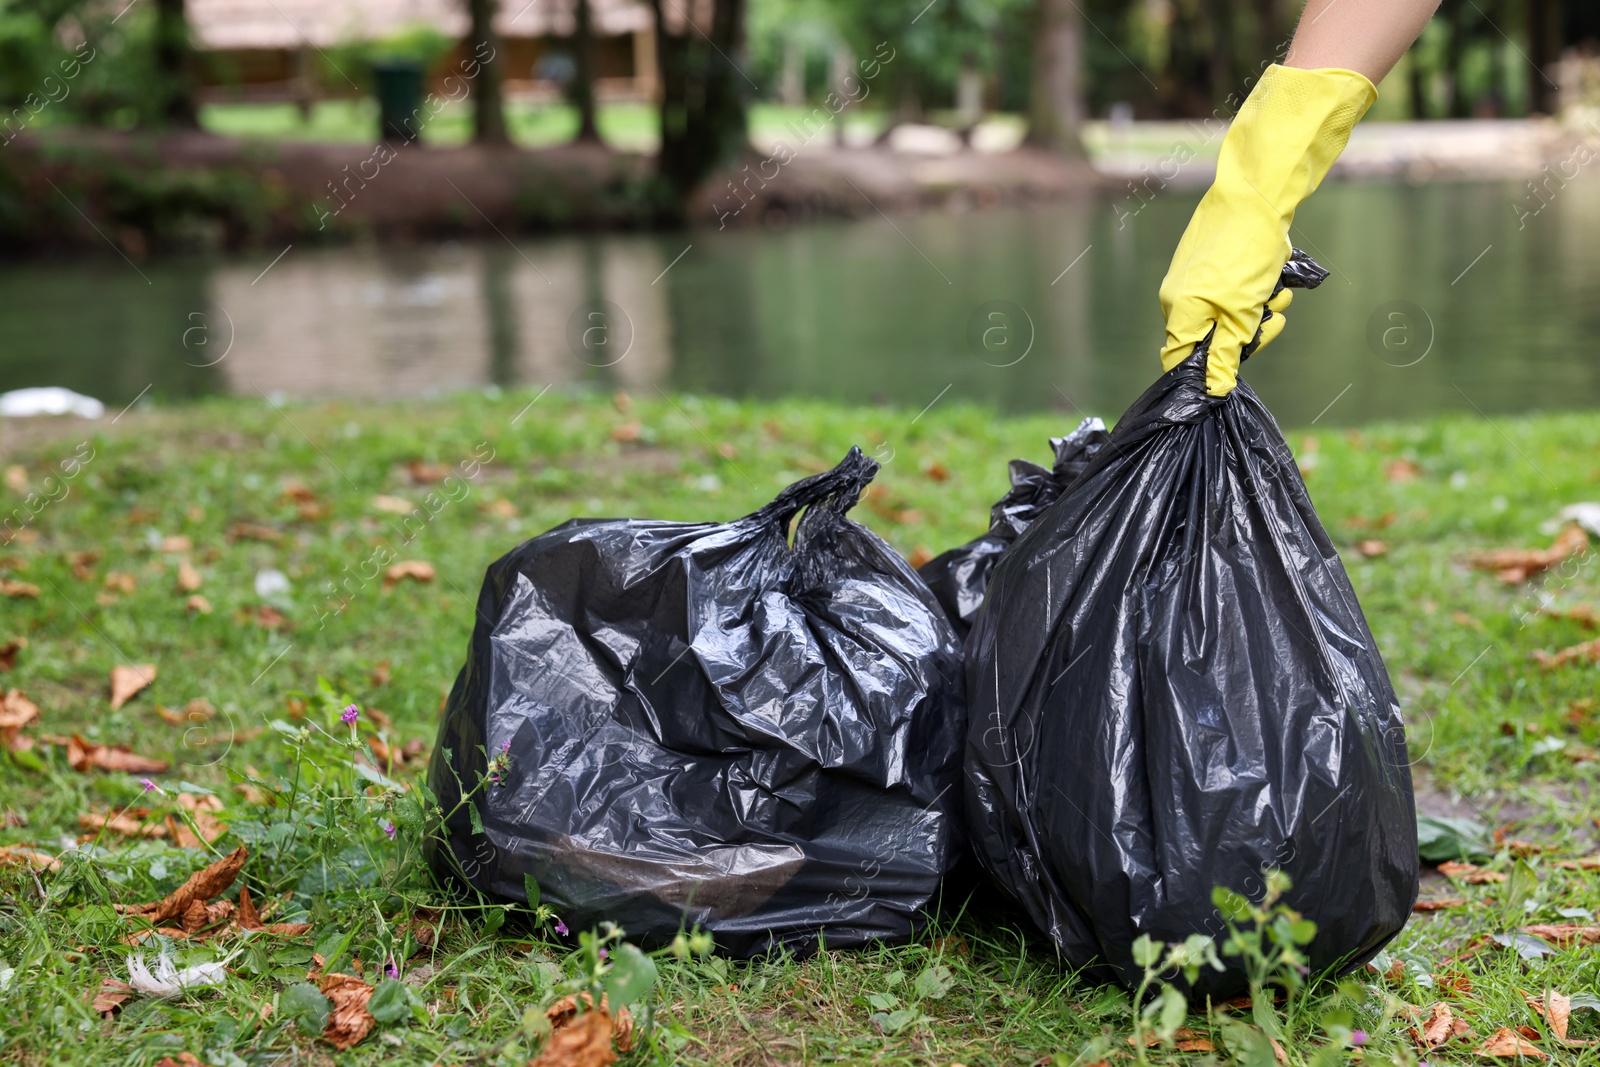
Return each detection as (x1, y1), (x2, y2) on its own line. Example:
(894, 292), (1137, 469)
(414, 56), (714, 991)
(1222, 64), (1378, 215)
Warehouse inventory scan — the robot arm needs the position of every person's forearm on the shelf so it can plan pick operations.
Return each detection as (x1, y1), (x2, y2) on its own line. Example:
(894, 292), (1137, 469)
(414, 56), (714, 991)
(1284, 0), (1443, 83)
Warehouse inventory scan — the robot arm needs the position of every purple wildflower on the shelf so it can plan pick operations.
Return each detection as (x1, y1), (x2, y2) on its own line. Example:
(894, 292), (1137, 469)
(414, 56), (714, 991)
(499, 738), (511, 753)
(380, 819), (396, 840)
(598, 947), (608, 960)
(554, 919), (568, 936)
(140, 778), (157, 792)
(1351, 1030), (1369, 1047)
(341, 703), (360, 725)
(386, 958), (399, 979)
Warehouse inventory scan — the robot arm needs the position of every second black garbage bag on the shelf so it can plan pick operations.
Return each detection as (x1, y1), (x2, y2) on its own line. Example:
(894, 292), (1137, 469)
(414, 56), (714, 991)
(965, 262), (1418, 998)
(918, 417), (1111, 638)
(427, 447), (966, 956)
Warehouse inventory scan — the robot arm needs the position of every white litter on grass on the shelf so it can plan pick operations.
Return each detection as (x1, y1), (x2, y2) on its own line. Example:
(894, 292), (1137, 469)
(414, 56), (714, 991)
(127, 952), (228, 996)
(1559, 503), (1600, 539)
(254, 569), (291, 597)
(0, 387), (106, 419)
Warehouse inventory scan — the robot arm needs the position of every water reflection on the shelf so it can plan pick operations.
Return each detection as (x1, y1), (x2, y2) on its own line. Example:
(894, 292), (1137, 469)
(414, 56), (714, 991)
(4, 175), (1600, 427)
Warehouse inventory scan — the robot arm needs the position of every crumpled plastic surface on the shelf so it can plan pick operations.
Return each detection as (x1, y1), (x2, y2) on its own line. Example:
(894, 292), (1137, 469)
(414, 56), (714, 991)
(964, 254), (1418, 998)
(918, 418), (1111, 638)
(427, 447), (966, 957)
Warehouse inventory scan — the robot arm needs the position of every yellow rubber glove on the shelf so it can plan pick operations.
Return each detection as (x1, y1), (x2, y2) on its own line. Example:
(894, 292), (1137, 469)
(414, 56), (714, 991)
(1159, 64), (1377, 396)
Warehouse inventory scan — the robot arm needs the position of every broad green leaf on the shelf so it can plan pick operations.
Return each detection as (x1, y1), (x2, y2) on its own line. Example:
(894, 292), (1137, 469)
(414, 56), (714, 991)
(1157, 985), (1186, 1039)
(522, 873), (541, 908)
(603, 943), (659, 1009)
(468, 800), (484, 836)
(367, 979), (412, 1024)
(913, 964), (953, 1000)
(1211, 887), (1251, 922)
(481, 906), (505, 936)
(1415, 814), (1493, 862)
(1131, 934), (1161, 968)
(280, 983), (330, 1035)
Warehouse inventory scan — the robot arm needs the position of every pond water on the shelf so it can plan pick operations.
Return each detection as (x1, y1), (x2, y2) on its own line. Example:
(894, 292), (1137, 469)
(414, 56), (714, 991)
(5, 174), (1599, 428)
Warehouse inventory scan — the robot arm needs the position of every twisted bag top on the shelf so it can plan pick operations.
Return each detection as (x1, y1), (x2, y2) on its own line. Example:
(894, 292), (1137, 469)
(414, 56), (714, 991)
(427, 447), (966, 956)
(966, 320), (1418, 997)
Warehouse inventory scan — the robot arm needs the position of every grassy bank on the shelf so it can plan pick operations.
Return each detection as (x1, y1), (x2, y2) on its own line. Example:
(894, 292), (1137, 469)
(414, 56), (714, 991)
(2, 389), (1599, 1066)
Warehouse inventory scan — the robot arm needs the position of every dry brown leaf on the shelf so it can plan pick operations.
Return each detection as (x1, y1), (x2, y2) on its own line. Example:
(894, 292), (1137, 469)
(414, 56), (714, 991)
(1519, 923), (1600, 948)
(371, 494), (414, 515)
(370, 661), (390, 687)
(0, 688), (40, 750)
(1356, 540), (1389, 558)
(103, 571), (137, 594)
(1437, 970), (1475, 995)
(1478, 1027), (1546, 1058)
(2, 465), (25, 493)
(2, 579), (40, 598)
(155, 1054), (215, 1067)
(1534, 637), (1600, 670)
(1467, 525), (1589, 584)
(227, 522), (282, 543)
(236, 881), (310, 937)
(1526, 992), (1572, 1041)
(186, 594), (212, 615)
(0, 843), (60, 871)
(80, 808), (166, 839)
(110, 664), (157, 710)
(1540, 605), (1600, 628)
(384, 560), (435, 587)
(610, 421), (642, 444)
(481, 498), (517, 518)
(405, 460), (449, 484)
(1415, 1003), (1472, 1050)
(320, 972), (376, 1050)
(547, 992), (635, 1053)
(1555, 857), (1600, 871)
(1386, 458), (1423, 483)
(158, 699), (216, 727)
(67, 549), (100, 580)
(907, 545), (934, 570)
(533, 1005), (617, 1067)
(280, 480), (317, 503)
(91, 977), (135, 1016)
(1414, 898), (1468, 912)
(117, 845), (247, 925)
(1439, 860), (1507, 884)
(176, 559), (203, 593)
(67, 733), (168, 774)
(0, 637), (25, 671)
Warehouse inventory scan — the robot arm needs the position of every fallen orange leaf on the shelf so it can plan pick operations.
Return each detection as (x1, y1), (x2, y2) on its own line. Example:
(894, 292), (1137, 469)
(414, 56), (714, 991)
(1519, 924), (1600, 948)
(0, 637), (24, 671)
(1356, 540), (1389, 558)
(1, 579), (40, 598)
(547, 992), (635, 1053)
(371, 495), (413, 515)
(1439, 860), (1506, 884)
(320, 972), (376, 1050)
(1467, 525), (1589, 584)
(405, 460), (449, 484)
(1477, 1026), (1546, 1058)
(157, 699), (216, 727)
(1555, 857), (1600, 871)
(176, 559), (203, 593)
(384, 561), (435, 587)
(1415, 1002), (1473, 1051)
(1525, 991), (1571, 1041)
(80, 808), (166, 839)
(91, 977), (135, 1016)
(116, 845), (247, 926)
(110, 664), (157, 710)
(0, 688), (40, 751)
(186, 594), (212, 615)
(1534, 637), (1600, 670)
(532, 1005), (617, 1067)
(0, 843), (60, 871)
(67, 733), (168, 774)
(907, 545), (934, 569)
(1414, 898), (1467, 912)
(1386, 458), (1422, 482)
(227, 523), (282, 543)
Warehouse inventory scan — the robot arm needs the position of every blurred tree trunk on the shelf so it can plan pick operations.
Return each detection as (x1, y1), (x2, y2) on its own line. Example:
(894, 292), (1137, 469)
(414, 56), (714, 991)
(573, 0), (601, 141)
(154, 0), (198, 127)
(1199, 0), (1231, 104)
(468, 0), (509, 144)
(1525, 0), (1560, 115)
(1442, 0), (1469, 118)
(649, 0), (749, 202)
(1025, 0), (1086, 157)
(1407, 48), (1428, 118)
(1252, 0), (1286, 62)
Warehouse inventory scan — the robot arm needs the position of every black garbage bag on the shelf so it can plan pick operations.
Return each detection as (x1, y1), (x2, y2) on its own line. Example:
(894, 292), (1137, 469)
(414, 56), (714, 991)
(918, 417), (1111, 638)
(426, 447), (966, 956)
(964, 254), (1418, 998)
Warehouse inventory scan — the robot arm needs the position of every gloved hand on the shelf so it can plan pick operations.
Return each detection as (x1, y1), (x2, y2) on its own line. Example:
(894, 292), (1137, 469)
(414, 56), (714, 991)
(1159, 64), (1377, 396)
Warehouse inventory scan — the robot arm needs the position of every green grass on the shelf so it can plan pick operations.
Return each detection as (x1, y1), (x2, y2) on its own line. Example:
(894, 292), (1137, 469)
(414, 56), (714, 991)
(3, 389), (1600, 1065)
(196, 100), (886, 151)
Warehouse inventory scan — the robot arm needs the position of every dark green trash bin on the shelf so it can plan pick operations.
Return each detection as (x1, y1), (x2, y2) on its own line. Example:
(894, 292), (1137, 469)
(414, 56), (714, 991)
(371, 59), (425, 145)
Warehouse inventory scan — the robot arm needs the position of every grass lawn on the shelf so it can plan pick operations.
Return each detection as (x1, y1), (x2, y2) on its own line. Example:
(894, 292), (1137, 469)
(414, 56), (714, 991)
(3, 388), (1600, 1065)
(197, 100), (890, 152)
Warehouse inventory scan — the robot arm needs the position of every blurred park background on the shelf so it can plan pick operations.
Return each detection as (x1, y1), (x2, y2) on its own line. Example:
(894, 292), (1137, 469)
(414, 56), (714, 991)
(3, 0), (1600, 424)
